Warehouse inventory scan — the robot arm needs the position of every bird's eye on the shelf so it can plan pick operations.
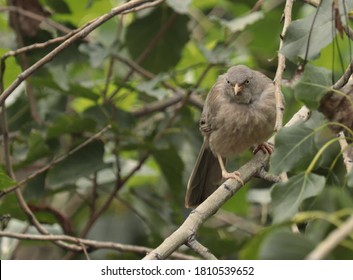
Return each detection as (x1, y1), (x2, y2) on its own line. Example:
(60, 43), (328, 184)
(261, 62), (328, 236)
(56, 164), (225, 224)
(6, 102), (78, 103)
(227, 80), (231, 84)
(245, 80), (250, 84)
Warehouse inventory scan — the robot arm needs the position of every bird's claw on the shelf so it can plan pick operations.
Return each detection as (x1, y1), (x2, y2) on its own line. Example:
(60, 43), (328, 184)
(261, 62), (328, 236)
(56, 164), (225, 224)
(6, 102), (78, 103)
(253, 142), (273, 155)
(222, 170), (244, 185)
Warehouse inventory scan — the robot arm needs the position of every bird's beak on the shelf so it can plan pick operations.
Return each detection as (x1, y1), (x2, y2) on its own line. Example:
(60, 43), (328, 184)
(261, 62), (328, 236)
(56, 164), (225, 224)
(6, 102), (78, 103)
(234, 83), (243, 95)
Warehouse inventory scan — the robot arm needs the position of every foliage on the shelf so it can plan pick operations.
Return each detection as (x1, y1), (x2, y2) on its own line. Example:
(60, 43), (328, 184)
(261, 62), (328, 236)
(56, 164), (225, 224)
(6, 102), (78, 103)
(0, 0), (353, 260)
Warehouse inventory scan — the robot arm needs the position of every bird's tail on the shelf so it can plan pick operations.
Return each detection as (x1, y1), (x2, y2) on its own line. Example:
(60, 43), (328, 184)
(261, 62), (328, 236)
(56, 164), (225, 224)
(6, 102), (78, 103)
(185, 142), (224, 208)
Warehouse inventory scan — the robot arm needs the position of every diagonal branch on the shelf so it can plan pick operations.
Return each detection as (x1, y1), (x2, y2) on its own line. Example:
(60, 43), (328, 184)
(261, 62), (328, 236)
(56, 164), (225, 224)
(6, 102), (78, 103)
(186, 235), (218, 260)
(0, 125), (111, 198)
(306, 214), (353, 259)
(0, 0), (164, 106)
(143, 106), (310, 260)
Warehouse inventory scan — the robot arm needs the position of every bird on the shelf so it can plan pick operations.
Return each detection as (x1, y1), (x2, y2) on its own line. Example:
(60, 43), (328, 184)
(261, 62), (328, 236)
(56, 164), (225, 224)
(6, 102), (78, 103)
(185, 65), (276, 208)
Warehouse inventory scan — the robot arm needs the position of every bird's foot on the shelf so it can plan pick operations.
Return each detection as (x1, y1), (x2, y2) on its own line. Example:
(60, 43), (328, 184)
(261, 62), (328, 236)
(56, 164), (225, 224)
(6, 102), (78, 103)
(222, 170), (244, 185)
(253, 142), (273, 155)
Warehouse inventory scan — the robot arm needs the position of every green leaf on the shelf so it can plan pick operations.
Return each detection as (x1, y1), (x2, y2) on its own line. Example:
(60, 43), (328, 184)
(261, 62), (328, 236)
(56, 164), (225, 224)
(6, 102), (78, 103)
(198, 44), (235, 64)
(305, 188), (353, 242)
(78, 43), (109, 68)
(281, 0), (353, 62)
(136, 74), (170, 100)
(270, 122), (318, 174)
(294, 65), (332, 109)
(125, 6), (190, 73)
(260, 231), (316, 259)
(211, 11), (264, 33)
(66, 84), (99, 101)
(46, 140), (107, 188)
(47, 115), (96, 139)
(0, 169), (16, 190)
(45, 0), (71, 14)
(166, 0), (191, 14)
(152, 146), (184, 191)
(240, 226), (290, 259)
(22, 131), (51, 165)
(271, 173), (326, 223)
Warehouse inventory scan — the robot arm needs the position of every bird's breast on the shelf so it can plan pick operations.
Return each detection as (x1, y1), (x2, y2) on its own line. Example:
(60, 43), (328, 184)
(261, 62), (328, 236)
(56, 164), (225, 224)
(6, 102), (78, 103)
(208, 100), (275, 157)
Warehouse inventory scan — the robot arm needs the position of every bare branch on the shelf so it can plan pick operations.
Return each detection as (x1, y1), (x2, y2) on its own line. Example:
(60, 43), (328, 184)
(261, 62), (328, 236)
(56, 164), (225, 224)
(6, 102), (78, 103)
(0, 125), (112, 198)
(338, 132), (353, 173)
(0, 231), (197, 260)
(0, 0), (164, 106)
(306, 214), (353, 259)
(273, 0), (294, 131)
(143, 106), (310, 260)
(186, 236), (218, 260)
(333, 60), (353, 89)
(0, 5), (72, 35)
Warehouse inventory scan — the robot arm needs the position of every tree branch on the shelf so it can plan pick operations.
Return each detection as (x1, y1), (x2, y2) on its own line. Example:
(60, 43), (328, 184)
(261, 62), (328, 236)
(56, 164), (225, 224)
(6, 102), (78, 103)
(143, 106), (310, 260)
(0, 231), (197, 260)
(186, 236), (218, 260)
(273, 0), (294, 131)
(306, 214), (353, 259)
(0, 0), (164, 106)
(0, 125), (112, 198)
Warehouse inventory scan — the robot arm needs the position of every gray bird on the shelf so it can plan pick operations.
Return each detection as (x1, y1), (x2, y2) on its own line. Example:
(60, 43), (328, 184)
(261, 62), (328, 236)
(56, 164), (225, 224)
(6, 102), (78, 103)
(185, 65), (276, 208)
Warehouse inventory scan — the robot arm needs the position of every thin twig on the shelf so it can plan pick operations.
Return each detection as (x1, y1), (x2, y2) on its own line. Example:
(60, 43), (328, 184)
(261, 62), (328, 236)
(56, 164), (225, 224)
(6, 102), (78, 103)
(0, 0), (164, 106)
(8, 2), (42, 123)
(143, 106), (311, 260)
(0, 125), (112, 198)
(2, 32), (78, 60)
(1, 93), (82, 251)
(0, 231), (197, 260)
(112, 53), (204, 114)
(121, 0), (165, 14)
(306, 214), (353, 259)
(0, 6), (72, 35)
(333, 59), (353, 89)
(186, 236), (218, 260)
(273, 0), (294, 131)
(108, 11), (178, 102)
(338, 131), (353, 173)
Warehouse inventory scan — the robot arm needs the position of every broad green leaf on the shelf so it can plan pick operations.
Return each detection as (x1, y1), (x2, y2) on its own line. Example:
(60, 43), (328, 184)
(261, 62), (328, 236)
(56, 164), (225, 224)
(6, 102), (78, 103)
(260, 231), (316, 259)
(79, 43), (109, 68)
(166, 0), (191, 14)
(45, 0), (71, 14)
(211, 11), (264, 33)
(240, 226), (289, 259)
(271, 173), (326, 223)
(136, 74), (170, 100)
(0, 195), (25, 220)
(0, 170), (16, 190)
(305, 188), (353, 242)
(1, 56), (21, 89)
(47, 115), (96, 139)
(281, 0), (353, 62)
(315, 131), (346, 187)
(21, 131), (51, 165)
(152, 146), (184, 191)
(294, 65), (332, 109)
(46, 140), (107, 188)
(23, 173), (46, 201)
(270, 122), (318, 174)
(47, 65), (70, 91)
(125, 7), (190, 73)
(66, 84), (99, 101)
(198, 44), (235, 64)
